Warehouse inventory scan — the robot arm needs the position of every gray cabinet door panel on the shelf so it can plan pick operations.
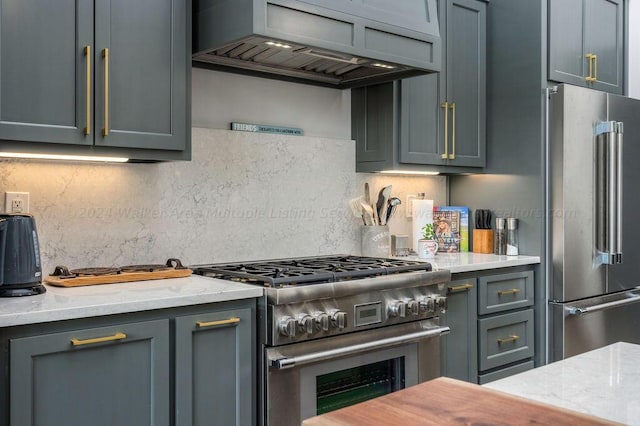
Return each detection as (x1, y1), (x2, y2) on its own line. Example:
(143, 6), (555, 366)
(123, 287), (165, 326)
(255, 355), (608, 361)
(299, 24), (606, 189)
(584, 0), (623, 94)
(175, 307), (255, 426)
(446, 0), (485, 167)
(0, 0), (93, 145)
(95, 0), (187, 151)
(440, 279), (478, 382)
(399, 74), (446, 164)
(478, 309), (534, 371)
(9, 319), (170, 426)
(548, 0), (586, 86)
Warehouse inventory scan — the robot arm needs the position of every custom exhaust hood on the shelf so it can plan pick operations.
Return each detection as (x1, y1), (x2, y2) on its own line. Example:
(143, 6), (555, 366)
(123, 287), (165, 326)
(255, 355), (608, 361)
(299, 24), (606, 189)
(193, 0), (441, 89)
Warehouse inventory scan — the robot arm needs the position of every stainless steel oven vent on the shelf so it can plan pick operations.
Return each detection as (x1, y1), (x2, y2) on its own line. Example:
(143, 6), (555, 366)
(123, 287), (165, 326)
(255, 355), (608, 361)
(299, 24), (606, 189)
(193, 0), (441, 89)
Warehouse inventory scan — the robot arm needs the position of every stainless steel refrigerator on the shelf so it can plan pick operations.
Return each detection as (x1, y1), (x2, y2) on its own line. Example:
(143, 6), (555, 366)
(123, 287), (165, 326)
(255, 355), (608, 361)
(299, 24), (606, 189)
(549, 84), (640, 362)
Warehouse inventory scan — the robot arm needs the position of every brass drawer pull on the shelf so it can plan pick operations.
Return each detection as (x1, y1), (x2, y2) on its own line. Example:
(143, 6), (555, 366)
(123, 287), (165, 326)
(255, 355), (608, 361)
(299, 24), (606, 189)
(84, 45), (91, 135)
(196, 317), (241, 328)
(71, 332), (127, 346)
(497, 334), (520, 345)
(586, 53), (597, 82)
(497, 288), (520, 296)
(448, 283), (473, 293)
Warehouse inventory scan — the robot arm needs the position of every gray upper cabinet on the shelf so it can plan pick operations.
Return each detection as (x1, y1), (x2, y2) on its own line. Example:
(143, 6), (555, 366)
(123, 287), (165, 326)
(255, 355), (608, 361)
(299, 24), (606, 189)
(9, 319), (170, 426)
(353, 0), (486, 172)
(0, 0), (190, 161)
(94, 0), (188, 151)
(0, 0), (93, 145)
(548, 0), (624, 94)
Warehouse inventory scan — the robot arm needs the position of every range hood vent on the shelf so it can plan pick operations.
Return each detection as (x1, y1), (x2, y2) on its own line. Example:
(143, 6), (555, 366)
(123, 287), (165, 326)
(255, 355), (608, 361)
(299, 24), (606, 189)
(193, 0), (441, 89)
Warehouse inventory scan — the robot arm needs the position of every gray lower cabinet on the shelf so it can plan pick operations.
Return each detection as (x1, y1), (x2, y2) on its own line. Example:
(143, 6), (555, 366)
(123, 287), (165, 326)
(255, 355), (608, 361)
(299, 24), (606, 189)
(353, 0), (486, 172)
(548, 0), (624, 94)
(441, 268), (535, 384)
(440, 279), (478, 382)
(2, 300), (256, 426)
(175, 307), (255, 426)
(0, 0), (190, 161)
(10, 319), (170, 426)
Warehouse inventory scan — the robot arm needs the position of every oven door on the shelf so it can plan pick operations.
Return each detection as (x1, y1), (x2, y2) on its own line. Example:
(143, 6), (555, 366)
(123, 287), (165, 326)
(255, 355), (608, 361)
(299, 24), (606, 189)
(264, 319), (449, 425)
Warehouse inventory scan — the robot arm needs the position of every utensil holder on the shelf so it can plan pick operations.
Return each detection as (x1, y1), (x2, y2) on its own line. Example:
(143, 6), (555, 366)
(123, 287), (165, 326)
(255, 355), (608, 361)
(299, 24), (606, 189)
(361, 226), (390, 258)
(473, 229), (494, 254)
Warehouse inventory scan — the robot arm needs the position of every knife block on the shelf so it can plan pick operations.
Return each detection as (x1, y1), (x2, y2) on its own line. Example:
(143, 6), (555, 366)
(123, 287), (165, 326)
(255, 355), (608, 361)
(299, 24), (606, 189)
(473, 229), (494, 254)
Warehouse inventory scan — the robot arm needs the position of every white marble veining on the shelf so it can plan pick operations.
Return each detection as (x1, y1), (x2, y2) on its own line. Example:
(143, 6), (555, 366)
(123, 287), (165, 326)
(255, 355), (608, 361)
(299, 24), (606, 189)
(0, 276), (262, 328)
(0, 128), (447, 276)
(485, 342), (640, 425)
(396, 253), (540, 274)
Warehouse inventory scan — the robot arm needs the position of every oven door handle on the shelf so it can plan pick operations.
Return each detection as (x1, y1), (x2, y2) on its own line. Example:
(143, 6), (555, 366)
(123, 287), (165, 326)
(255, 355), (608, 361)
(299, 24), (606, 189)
(270, 325), (450, 370)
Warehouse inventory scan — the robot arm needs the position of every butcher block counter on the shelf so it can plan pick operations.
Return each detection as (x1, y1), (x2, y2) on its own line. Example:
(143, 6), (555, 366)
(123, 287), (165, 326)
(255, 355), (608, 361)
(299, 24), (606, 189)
(302, 377), (619, 425)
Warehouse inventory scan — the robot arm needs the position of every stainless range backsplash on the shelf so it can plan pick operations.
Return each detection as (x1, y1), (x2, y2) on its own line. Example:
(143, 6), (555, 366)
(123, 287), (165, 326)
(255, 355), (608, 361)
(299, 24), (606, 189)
(0, 128), (445, 274)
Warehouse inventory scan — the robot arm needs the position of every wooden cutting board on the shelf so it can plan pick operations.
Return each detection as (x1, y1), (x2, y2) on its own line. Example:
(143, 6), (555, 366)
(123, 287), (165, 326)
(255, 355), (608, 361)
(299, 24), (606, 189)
(303, 377), (621, 426)
(44, 268), (192, 287)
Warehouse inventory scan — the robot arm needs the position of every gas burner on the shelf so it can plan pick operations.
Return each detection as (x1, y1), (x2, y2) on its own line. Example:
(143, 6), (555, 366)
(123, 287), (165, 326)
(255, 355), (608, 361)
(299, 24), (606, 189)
(120, 264), (172, 273)
(69, 267), (121, 276)
(193, 255), (431, 288)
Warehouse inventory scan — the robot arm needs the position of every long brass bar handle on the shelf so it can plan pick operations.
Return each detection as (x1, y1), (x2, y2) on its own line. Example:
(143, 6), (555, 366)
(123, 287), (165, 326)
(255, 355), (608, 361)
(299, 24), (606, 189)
(497, 288), (520, 296)
(586, 54), (596, 82)
(71, 332), (126, 346)
(102, 48), (109, 136)
(497, 335), (520, 345)
(449, 102), (456, 160)
(441, 102), (449, 159)
(84, 45), (91, 136)
(196, 317), (241, 329)
(593, 54), (598, 82)
(448, 283), (473, 293)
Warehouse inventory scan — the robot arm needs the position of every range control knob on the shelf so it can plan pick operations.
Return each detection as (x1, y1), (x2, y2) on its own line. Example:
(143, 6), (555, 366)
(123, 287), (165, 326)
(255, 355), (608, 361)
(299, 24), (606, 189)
(331, 311), (348, 329)
(419, 296), (436, 314)
(298, 314), (315, 335)
(388, 301), (408, 318)
(435, 296), (448, 314)
(279, 316), (297, 337)
(314, 312), (331, 332)
(407, 299), (420, 316)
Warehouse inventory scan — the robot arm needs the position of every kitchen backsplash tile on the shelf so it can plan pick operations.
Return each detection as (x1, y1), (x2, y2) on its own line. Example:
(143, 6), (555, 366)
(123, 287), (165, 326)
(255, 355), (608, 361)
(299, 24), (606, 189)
(0, 128), (446, 274)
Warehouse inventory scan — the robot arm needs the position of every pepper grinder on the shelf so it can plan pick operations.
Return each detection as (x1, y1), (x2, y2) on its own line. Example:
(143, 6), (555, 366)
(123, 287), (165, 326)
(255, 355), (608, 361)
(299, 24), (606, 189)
(506, 218), (519, 256)
(494, 218), (507, 255)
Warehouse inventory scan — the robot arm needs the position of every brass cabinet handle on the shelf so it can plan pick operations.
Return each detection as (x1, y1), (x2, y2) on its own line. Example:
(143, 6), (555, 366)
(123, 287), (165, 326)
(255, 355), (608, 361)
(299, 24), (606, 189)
(71, 332), (127, 346)
(449, 102), (456, 160)
(196, 317), (241, 328)
(448, 283), (473, 293)
(84, 45), (91, 136)
(102, 48), (109, 136)
(497, 288), (520, 296)
(593, 54), (598, 81)
(586, 53), (597, 82)
(497, 335), (520, 344)
(441, 102), (449, 159)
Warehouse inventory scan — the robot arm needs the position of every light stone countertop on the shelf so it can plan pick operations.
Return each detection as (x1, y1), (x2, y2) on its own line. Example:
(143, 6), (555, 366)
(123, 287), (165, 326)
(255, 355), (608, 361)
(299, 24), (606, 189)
(485, 342), (640, 425)
(397, 252), (540, 274)
(0, 275), (263, 328)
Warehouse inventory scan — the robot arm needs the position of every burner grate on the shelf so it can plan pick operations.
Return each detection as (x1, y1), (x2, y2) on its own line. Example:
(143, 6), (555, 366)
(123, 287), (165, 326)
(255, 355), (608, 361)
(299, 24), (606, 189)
(193, 256), (431, 288)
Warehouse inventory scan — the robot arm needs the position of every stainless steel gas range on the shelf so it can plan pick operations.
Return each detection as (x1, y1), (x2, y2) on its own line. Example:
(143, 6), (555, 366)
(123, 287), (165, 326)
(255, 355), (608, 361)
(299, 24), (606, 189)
(194, 255), (451, 425)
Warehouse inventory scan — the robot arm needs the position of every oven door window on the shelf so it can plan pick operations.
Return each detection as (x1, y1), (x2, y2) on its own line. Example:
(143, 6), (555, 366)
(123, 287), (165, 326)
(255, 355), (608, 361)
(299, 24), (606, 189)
(299, 344), (419, 419)
(316, 358), (405, 415)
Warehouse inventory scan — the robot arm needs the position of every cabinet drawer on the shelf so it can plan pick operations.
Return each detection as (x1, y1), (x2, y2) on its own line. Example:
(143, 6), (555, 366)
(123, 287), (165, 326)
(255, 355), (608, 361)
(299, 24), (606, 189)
(478, 271), (534, 315)
(478, 309), (534, 371)
(477, 360), (534, 385)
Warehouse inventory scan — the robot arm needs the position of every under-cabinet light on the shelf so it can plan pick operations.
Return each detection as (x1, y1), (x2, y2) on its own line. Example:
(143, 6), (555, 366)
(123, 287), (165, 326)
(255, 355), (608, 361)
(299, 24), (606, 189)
(379, 170), (440, 176)
(372, 63), (396, 69)
(265, 41), (292, 49)
(0, 152), (129, 163)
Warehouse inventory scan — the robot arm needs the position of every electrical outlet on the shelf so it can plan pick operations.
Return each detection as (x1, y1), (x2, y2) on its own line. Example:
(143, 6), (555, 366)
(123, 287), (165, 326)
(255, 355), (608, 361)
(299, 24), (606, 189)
(5, 192), (30, 214)
(406, 195), (417, 218)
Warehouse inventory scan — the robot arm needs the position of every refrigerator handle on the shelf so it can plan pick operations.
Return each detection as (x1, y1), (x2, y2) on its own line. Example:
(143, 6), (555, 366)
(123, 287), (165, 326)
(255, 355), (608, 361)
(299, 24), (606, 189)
(567, 292), (640, 315)
(595, 121), (623, 265)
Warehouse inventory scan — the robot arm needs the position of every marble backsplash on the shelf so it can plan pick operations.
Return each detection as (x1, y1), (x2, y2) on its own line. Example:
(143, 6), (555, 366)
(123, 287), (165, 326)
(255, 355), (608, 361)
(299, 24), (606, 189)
(0, 128), (446, 274)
